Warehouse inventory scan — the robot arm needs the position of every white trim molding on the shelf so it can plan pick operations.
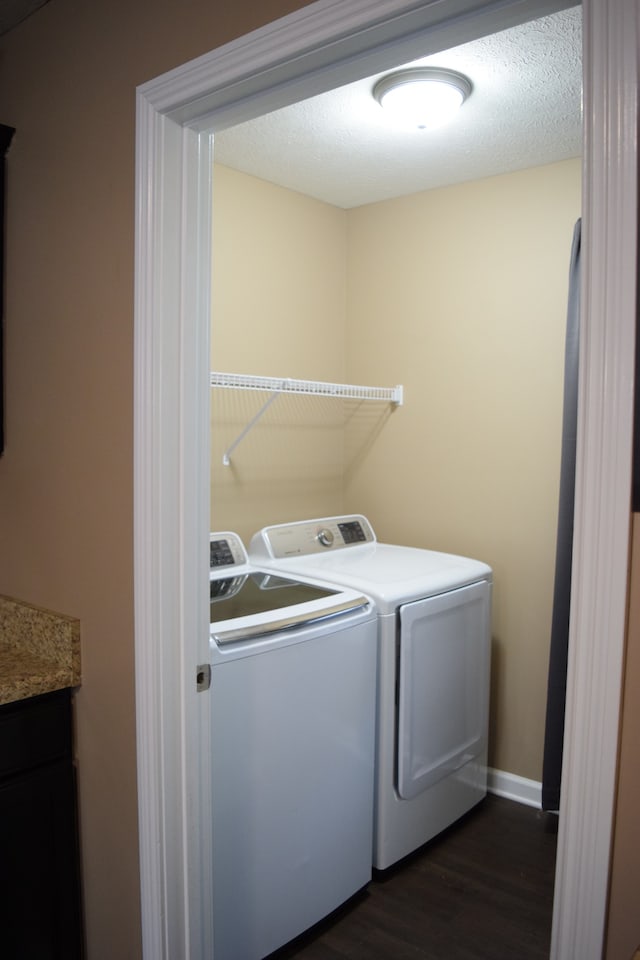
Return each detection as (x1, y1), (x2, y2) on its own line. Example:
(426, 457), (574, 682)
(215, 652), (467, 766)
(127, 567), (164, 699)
(134, 97), (214, 958)
(133, 0), (637, 956)
(488, 769), (542, 809)
(551, 0), (638, 957)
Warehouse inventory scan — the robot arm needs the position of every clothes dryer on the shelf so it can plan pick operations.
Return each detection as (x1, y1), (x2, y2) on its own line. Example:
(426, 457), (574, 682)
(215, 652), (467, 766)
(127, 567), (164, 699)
(249, 515), (492, 871)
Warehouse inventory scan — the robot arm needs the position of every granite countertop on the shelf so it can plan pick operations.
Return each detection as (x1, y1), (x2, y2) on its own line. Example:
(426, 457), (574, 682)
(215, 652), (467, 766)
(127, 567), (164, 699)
(0, 595), (81, 706)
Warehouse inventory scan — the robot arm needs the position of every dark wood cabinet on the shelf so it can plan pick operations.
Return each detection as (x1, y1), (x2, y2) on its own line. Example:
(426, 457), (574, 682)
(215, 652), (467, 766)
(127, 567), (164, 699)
(0, 689), (83, 958)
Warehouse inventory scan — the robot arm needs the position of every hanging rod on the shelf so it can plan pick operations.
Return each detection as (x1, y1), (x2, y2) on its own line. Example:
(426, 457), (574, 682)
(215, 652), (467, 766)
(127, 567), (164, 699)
(211, 371), (403, 465)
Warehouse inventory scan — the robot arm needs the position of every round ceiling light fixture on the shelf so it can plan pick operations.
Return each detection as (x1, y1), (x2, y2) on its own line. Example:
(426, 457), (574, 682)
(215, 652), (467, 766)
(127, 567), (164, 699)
(373, 67), (473, 131)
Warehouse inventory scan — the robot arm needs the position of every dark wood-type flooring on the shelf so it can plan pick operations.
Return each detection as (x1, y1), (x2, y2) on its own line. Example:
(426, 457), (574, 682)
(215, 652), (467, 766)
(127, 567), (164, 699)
(269, 794), (558, 960)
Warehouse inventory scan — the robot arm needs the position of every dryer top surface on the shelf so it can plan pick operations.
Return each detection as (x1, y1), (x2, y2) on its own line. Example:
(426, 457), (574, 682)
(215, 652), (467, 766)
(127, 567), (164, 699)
(249, 518), (492, 612)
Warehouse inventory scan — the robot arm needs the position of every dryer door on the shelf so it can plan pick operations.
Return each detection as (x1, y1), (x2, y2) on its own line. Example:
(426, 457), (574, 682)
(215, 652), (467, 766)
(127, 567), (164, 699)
(396, 580), (491, 801)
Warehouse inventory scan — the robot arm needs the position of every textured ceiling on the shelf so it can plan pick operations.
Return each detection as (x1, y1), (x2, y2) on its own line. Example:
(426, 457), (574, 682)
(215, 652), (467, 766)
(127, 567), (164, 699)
(214, 6), (582, 209)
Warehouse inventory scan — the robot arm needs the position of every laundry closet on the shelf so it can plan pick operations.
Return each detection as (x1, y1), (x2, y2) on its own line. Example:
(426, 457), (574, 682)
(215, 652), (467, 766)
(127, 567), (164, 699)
(209, 20), (581, 791)
(211, 154), (580, 788)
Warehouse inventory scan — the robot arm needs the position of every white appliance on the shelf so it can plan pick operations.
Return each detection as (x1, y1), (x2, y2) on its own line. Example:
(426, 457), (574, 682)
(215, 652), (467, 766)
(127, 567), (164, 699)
(209, 531), (377, 960)
(249, 515), (493, 871)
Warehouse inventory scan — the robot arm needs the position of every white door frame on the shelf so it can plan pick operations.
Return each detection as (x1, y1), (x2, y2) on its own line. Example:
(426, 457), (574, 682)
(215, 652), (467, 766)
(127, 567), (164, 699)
(133, 0), (637, 956)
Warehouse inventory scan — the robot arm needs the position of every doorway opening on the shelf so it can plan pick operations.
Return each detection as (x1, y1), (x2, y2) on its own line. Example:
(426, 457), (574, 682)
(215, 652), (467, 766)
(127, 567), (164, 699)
(208, 7), (580, 953)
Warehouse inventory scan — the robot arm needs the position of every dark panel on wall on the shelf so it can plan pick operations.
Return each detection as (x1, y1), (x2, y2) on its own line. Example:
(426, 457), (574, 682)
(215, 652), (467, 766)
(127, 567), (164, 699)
(0, 124), (15, 457)
(634, 202), (640, 512)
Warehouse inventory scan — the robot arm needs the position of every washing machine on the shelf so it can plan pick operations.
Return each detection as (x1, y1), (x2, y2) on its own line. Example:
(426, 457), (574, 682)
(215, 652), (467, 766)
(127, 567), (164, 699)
(209, 531), (377, 959)
(249, 515), (493, 871)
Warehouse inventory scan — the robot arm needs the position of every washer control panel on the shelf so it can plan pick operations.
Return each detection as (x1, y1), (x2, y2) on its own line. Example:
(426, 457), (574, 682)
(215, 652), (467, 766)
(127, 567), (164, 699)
(210, 531), (248, 570)
(338, 520), (370, 544)
(250, 515), (376, 559)
(316, 528), (334, 548)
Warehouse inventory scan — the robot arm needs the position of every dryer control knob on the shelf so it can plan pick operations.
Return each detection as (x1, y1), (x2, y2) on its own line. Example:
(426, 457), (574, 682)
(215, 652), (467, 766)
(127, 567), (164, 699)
(317, 528), (334, 548)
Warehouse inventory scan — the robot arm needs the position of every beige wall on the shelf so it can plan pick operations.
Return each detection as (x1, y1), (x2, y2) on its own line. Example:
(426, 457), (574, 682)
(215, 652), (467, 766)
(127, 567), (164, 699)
(606, 514), (640, 960)
(0, 2), (310, 958)
(212, 158), (581, 781)
(346, 158), (581, 779)
(211, 165), (348, 541)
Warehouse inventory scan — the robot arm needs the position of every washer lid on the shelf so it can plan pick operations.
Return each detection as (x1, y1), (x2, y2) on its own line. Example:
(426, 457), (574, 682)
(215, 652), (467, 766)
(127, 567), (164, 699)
(210, 569), (340, 622)
(210, 572), (371, 645)
(210, 530), (371, 643)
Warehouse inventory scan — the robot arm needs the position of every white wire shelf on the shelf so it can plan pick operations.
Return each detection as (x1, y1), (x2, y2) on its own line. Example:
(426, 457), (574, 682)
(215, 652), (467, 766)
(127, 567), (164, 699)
(210, 371), (403, 405)
(211, 371), (403, 465)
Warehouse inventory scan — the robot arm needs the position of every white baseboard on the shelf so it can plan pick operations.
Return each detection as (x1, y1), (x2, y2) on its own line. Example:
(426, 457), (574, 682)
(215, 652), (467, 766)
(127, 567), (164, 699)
(487, 767), (542, 809)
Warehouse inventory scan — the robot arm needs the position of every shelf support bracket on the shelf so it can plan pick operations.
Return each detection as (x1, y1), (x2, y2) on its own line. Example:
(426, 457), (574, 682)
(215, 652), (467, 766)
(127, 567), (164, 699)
(222, 391), (280, 465)
(211, 371), (403, 465)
